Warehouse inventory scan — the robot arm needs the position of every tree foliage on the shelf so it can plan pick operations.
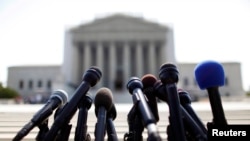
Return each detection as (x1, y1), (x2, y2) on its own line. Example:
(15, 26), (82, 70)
(0, 83), (19, 99)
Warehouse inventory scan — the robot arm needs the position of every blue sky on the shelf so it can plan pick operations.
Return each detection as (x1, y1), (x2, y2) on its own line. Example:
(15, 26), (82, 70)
(0, 0), (250, 90)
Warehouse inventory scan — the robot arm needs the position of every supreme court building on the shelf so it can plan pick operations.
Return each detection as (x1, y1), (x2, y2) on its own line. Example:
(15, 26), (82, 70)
(62, 14), (176, 91)
(7, 14), (245, 103)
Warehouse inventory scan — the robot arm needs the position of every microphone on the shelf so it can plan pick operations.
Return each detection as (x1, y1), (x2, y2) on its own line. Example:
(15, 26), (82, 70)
(159, 63), (186, 141)
(127, 77), (162, 141)
(194, 60), (227, 125)
(178, 89), (207, 134)
(94, 87), (113, 141)
(13, 90), (68, 141)
(74, 93), (93, 141)
(141, 74), (159, 122)
(106, 103), (118, 141)
(153, 80), (168, 102)
(44, 66), (102, 140)
(154, 75), (207, 140)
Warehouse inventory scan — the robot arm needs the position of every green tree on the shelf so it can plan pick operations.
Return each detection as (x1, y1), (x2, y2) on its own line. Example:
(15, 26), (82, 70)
(246, 91), (250, 97)
(0, 83), (19, 99)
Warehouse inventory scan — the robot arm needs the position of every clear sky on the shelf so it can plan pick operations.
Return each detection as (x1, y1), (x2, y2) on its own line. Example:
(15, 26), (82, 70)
(0, 0), (250, 90)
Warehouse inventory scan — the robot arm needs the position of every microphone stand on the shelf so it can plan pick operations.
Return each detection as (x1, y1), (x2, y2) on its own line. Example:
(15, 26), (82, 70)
(106, 103), (118, 141)
(74, 94), (92, 141)
(106, 118), (118, 141)
(55, 123), (72, 141)
(124, 104), (144, 141)
(35, 119), (49, 141)
(94, 107), (107, 141)
(52, 103), (72, 141)
(179, 90), (207, 135)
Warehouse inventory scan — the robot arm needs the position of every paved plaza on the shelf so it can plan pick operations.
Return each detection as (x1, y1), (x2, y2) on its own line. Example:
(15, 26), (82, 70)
(0, 100), (250, 141)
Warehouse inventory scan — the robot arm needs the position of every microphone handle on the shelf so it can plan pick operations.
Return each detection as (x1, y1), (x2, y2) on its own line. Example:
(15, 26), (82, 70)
(134, 115), (144, 141)
(44, 81), (91, 140)
(13, 98), (61, 141)
(183, 104), (208, 134)
(181, 106), (207, 141)
(165, 84), (186, 141)
(95, 106), (107, 141)
(133, 89), (161, 140)
(13, 121), (35, 141)
(74, 95), (92, 141)
(133, 89), (155, 125)
(145, 92), (159, 122)
(106, 118), (118, 141)
(207, 87), (227, 125)
(126, 103), (144, 141)
(55, 123), (72, 141)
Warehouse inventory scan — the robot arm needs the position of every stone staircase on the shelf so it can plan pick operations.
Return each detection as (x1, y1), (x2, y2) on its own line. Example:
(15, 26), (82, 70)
(0, 102), (250, 141)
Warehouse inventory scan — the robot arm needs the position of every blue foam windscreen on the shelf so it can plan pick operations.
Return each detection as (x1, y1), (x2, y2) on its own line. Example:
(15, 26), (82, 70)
(194, 60), (225, 90)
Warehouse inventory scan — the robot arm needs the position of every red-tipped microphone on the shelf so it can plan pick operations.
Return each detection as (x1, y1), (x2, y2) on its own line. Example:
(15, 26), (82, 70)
(141, 74), (159, 122)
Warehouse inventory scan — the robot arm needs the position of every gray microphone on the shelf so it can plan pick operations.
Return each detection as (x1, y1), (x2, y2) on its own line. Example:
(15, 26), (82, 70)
(13, 90), (68, 141)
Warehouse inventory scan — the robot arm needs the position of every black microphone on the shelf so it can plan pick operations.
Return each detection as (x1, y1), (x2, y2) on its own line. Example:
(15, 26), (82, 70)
(141, 74), (159, 122)
(154, 78), (207, 140)
(44, 66), (102, 140)
(153, 80), (168, 102)
(194, 60), (227, 125)
(106, 103), (118, 141)
(74, 93), (93, 141)
(94, 87), (113, 141)
(13, 90), (68, 141)
(178, 89), (207, 134)
(127, 77), (162, 141)
(159, 63), (186, 141)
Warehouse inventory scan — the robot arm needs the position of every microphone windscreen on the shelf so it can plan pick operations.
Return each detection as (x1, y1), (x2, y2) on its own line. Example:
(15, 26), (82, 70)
(194, 60), (225, 90)
(50, 89), (68, 104)
(141, 74), (158, 88)
(94, 87), (113, 111)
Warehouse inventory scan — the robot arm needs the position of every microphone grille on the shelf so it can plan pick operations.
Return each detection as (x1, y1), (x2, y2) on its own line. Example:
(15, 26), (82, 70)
(51, 89), (68, 104)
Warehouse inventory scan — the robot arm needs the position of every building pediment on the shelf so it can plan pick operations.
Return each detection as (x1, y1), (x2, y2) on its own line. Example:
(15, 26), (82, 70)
(71, 14), (167, 33)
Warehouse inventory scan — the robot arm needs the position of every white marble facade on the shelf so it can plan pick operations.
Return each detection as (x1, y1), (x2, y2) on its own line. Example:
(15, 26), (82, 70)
(62, 14), (176, 91)
(7, 14), (245, 102)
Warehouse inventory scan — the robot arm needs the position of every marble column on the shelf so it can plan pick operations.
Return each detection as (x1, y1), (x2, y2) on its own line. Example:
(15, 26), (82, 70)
(136, 42), (143, 77)
(97, 41), (103, 88)
(83, 42), (91, 73)
(160, 43), (167, 65)
(109, 42), (116, 90)
(78, 43), (83, 80)
(71, 42), (81, 83)
(123, 41), (130, 89)
(149, 41), (156, 76)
